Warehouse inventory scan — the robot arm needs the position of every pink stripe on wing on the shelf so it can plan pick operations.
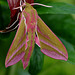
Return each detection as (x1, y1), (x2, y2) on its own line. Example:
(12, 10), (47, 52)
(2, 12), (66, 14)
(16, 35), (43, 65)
(5, 52), (25, 67)
(41, 49), (67, 61)
(5, 41), (26, 66)
(40, 39), (67, 58)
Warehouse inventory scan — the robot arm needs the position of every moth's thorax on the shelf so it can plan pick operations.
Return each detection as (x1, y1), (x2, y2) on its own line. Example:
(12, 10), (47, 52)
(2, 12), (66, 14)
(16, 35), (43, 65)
(22, 3), (38, 32)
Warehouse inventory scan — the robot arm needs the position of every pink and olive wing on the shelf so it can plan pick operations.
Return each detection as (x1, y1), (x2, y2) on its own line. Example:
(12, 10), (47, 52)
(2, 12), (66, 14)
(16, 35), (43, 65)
(22, 31), (35, 69)
(37, 16), (68, 61)
(5, 14), (26, 67)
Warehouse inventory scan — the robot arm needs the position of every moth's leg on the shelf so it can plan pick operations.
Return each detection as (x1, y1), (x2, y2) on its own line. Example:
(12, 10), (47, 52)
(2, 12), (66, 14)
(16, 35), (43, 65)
(0, 24), (19, 33)
(13, 0), (26, 10)
(0, 13), (20, 33)
(20, 0), (26, 11)
(6, 13), (20, 29)
(23, 0), (26, 3)
(7, 24), (19, 32)
(20, 0), (23, 11)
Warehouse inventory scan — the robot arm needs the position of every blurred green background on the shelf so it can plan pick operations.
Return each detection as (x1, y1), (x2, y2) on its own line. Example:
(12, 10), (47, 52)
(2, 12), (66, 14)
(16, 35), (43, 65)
(0, 0), (75, 75)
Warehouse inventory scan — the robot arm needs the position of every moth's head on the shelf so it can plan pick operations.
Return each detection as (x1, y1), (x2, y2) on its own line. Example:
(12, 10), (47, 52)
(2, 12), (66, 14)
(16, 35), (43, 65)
(23, 3), (33, 10)
(22, 3), (36, 13)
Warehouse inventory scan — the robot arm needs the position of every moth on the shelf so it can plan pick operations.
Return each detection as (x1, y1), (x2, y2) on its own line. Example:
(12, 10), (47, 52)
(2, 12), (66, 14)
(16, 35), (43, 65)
(0, 2), (68, 69)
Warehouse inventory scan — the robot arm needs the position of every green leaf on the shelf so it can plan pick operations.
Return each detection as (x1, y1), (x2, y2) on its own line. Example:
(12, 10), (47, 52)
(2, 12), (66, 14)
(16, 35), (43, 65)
(59, 37), (75, 64)
(0, 1), (8, 7)
(0, 1), (10, 39)
(34, 0), (52, 3)
(35, 2), (75, 14)
(29, 44), (44, 75)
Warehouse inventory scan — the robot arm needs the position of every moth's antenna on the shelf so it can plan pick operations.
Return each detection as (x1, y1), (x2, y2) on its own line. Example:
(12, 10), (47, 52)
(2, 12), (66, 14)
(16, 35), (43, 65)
(13, 2), (52, 10)
(30, 3), (52, 8)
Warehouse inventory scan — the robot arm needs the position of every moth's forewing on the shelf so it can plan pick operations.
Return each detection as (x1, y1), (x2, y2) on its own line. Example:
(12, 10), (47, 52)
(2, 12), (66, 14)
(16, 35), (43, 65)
(22, 31), (35, 69)
(37, 16), (68, 61)
(5, 13), (26, 67)
(21, 3), (37, 69)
